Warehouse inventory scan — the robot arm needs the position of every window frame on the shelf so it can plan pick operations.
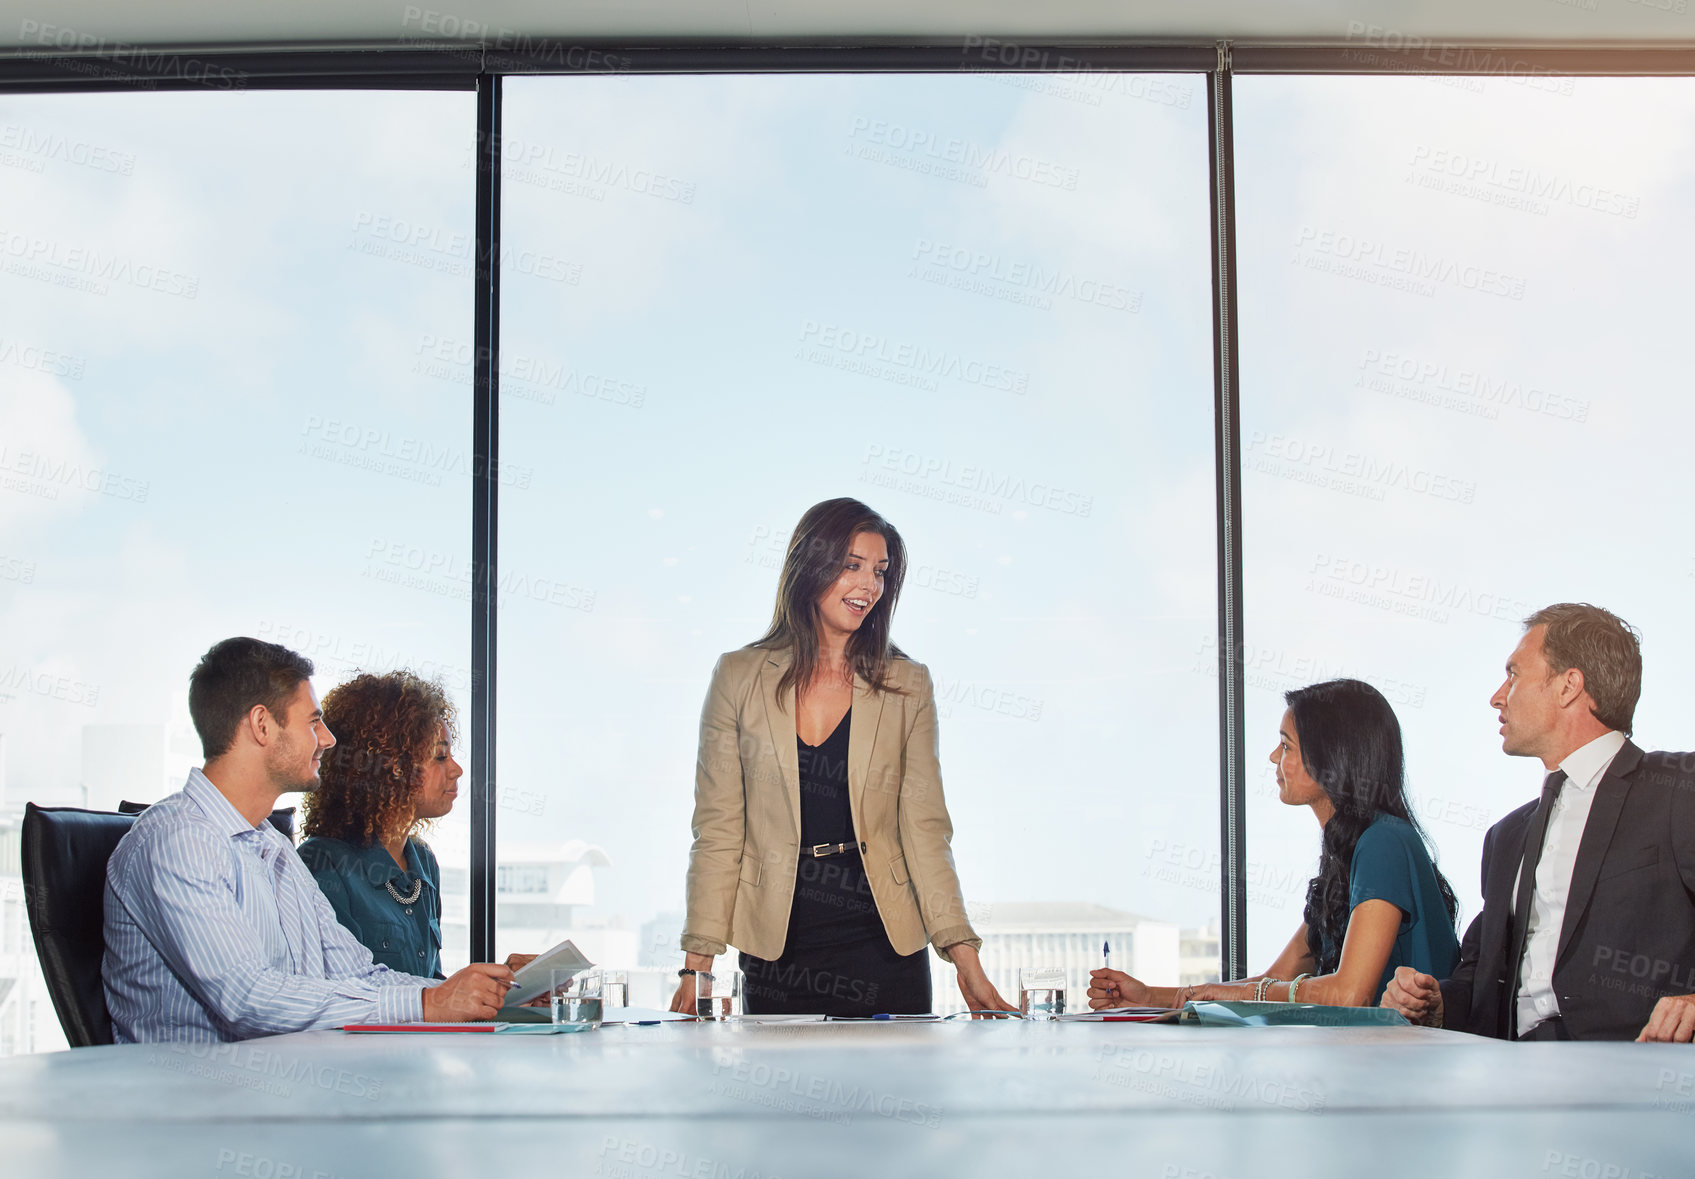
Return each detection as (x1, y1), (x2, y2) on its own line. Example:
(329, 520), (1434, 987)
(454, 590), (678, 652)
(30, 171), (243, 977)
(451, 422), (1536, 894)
(6, 35), (1681, 981)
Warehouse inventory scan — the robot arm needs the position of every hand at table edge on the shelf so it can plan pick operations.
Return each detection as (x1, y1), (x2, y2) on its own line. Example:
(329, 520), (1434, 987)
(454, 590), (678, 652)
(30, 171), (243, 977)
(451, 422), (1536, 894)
(1087, 968), (1151, 1010)
(422, 962), (515, 1022)
(1380, 966), (1443, 1028)
(668, 952), (714, 1015)
(947, 943), (1013, 1017)
(1637, 993), (1695, 1042)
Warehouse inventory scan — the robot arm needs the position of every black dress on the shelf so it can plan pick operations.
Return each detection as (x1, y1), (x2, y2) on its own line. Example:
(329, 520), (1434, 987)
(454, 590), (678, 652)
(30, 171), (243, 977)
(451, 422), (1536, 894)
(739, 711), (933, 1016)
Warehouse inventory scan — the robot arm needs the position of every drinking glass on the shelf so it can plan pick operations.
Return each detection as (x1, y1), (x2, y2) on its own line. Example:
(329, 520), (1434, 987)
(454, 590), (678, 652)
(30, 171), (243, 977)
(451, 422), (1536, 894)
(1019, 968), (1067, 1020)
(551, 969), (603, 1028)
(602, 970), (630, 1011)
(695, 970), (743, 1020)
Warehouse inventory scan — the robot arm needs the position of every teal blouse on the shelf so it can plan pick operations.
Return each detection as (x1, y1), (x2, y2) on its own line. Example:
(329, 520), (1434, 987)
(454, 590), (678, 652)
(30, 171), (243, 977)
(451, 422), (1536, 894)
(1320, 815), (1460, 1002)
(297, 835), (443, 979)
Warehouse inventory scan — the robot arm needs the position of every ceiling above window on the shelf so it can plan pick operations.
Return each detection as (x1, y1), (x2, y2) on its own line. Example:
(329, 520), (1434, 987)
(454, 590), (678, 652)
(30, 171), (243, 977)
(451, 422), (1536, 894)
(5, 0), (1695, 54)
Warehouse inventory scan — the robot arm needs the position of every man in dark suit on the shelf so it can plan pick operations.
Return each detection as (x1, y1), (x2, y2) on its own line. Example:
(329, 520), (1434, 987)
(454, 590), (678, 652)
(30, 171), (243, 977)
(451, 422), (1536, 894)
(1382, 603), (1695, 1042)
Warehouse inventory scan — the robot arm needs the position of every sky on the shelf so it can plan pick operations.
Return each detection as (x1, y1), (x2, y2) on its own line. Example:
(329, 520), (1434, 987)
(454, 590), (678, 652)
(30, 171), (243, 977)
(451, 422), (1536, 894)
(3, 70), (1691, 976)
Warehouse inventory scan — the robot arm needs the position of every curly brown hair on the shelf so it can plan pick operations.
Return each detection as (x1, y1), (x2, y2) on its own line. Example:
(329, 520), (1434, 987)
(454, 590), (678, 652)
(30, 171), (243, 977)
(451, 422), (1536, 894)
(302, 670), (459, 847)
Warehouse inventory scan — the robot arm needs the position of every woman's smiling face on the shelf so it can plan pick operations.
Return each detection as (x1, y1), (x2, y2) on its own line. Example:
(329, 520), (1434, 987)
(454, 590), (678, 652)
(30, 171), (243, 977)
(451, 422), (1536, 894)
(814, 530), (888, 639)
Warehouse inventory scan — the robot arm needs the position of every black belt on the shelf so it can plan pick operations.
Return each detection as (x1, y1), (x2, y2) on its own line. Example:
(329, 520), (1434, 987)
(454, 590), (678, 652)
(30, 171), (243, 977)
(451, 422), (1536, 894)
(804, 842), (858, 858)
(1516, 1015), (1571, 1042)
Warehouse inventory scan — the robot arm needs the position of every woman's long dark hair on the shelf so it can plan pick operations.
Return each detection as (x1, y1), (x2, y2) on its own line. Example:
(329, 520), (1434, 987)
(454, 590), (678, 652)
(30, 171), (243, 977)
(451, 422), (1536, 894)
(1287, 678), (1458, 973)
(750, 497), (907, 705)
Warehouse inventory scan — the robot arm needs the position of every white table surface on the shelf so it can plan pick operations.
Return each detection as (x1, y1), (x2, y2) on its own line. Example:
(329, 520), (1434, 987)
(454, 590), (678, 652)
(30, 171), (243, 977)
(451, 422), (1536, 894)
(1, 1021), (1690, 1178)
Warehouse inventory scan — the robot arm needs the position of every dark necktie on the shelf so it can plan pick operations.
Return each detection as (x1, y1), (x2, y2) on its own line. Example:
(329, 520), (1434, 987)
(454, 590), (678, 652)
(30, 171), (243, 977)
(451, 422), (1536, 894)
(1507, 769), (1567, 1036)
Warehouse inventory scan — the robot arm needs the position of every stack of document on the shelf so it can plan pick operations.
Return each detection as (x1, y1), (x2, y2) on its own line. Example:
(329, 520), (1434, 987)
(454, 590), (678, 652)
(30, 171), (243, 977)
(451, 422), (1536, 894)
(1057, 1007), (1181, 1023)
(1059, 1002), (1409, 1027)
(1184, 1001), (1409, 1027)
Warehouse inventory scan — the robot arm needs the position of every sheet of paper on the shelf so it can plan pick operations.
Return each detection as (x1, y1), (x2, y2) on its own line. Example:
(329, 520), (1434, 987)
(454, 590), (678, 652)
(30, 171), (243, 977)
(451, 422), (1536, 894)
(343, 1021), (596, 1034)
(504, 939), (594, 1008)
(603, 1007), (694, 1023)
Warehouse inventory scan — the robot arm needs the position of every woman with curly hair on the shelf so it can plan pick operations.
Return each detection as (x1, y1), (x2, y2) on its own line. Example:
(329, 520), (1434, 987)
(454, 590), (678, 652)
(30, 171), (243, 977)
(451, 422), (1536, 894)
(1089, 678), (1461, 1011)
(298, 670), (462, 979)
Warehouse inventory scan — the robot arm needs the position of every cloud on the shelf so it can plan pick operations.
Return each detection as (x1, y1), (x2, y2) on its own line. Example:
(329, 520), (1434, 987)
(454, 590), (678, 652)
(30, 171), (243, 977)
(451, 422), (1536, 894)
(0, 366), (103, 532)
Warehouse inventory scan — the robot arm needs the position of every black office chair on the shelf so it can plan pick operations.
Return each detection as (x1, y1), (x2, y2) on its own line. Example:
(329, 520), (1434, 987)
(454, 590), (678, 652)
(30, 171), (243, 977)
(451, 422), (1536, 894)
(23, 797), (302, 1048)
(21, 802), (136, 1047)
(116, 799), (297, 844)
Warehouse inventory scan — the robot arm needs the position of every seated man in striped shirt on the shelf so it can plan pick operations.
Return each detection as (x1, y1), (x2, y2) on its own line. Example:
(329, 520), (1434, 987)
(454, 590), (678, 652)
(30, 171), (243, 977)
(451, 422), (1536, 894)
(103, 636), (513, 1043)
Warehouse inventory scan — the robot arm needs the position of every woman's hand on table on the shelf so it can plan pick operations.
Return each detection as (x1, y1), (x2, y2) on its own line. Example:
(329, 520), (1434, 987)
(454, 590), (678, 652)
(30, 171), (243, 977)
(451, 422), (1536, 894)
(947, 944), (1014, 1017)
(668, 952), (714, 1014)
(667, 975), (697, 1015)
(1087, 969), (1151, 1009)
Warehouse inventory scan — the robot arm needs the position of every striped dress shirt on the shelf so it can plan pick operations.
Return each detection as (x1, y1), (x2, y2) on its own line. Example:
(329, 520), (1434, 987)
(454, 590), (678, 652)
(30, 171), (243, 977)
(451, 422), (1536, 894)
(104, 768), (434, 1043)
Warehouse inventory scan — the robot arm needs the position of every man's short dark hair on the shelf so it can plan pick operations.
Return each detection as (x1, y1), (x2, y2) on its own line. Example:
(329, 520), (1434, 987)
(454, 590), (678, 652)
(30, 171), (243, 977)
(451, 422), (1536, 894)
(1524, 603), (1642, 735)
(188, 637), (315, 760)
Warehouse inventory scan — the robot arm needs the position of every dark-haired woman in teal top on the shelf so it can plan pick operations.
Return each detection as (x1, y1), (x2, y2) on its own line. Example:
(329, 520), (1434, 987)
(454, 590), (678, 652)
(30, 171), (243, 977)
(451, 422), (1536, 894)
(1090, 679), (1460, 1010)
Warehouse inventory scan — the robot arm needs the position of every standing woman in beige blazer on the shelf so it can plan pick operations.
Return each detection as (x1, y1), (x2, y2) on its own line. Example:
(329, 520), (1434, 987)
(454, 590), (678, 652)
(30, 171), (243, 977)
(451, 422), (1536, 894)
(668, 497), (1010, 1017)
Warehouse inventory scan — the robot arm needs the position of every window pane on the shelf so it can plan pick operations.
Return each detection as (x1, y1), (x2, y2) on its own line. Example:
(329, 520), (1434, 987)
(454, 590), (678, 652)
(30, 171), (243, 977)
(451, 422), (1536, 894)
(0, 90), (474, 1051)
(495, 73), (1218, 1011)
(1237, 76), (1688, 966)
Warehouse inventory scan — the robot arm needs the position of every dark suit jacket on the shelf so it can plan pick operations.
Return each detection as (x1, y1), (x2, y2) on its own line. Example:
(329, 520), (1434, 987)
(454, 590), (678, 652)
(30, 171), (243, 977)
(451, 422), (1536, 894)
(1440, 741), (1695, 1040)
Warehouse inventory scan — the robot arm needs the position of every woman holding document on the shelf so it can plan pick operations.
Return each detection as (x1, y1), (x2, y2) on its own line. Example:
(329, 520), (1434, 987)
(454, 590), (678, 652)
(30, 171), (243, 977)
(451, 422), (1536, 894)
(1090, 679), (1460, 1011)
(300, 671), (532, 980)
(669, 497), (1009, 1018)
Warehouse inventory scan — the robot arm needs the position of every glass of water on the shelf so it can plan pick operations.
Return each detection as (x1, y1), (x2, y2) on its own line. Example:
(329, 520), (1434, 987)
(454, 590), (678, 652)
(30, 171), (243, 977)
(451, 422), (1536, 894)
(602, 970), (630, 1011)
(696, 970), (742, 1020)
(551, 969), (603, 1029)
(1020, 967), (1067, 1020)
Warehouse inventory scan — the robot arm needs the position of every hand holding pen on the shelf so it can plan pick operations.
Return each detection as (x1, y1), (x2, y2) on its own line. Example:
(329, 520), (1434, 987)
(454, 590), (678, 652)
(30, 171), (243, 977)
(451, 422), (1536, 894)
(1089, 941), (1160, 1010)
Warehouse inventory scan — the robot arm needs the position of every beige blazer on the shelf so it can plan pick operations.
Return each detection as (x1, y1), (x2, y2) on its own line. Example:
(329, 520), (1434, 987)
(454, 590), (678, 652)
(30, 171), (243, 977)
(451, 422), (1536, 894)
(681, 645), (981, 963)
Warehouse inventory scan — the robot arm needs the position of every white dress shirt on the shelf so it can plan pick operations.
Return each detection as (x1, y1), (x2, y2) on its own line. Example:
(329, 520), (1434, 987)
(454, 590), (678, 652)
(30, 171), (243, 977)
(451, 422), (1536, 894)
(104, 768), (435, 1043)
(1514, 729), (1626, 1033)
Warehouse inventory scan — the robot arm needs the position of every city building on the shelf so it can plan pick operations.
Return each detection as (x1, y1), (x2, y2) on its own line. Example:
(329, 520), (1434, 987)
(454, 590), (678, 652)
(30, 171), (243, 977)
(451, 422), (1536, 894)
(0, 809), (66, 1056)
(1180, 919), (1222, 987)
(927, 902), (1179, 1016)
(438, 840), (675, 1007)
(639, 910), (685, 968)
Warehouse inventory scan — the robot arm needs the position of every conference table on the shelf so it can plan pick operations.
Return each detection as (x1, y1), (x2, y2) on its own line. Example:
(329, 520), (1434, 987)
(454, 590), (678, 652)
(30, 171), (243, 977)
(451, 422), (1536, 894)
(1, 1019), (1689, 1177)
